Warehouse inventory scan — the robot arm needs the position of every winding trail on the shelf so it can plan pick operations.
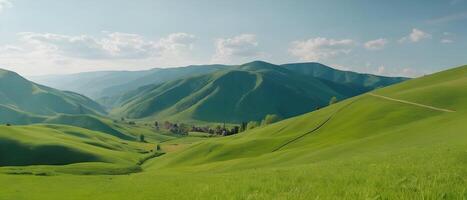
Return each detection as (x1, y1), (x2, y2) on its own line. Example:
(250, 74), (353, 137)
(272, 92), (455, 152)
(271, 98), (360, 152)
(368, 93), (455, 113)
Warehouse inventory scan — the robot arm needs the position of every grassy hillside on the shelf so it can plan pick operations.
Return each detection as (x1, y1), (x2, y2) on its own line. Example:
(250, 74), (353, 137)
(112, 61), (376, 123)
(152, 65), (465, 166)
(0, 65), (465, 199)
(44, 114), (175, 142)
(0, 124), (154, 173)
(0, 69), (106, 125)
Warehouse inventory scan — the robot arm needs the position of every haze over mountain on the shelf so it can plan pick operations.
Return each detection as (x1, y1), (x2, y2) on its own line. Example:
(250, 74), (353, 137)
(0, 69), (106, 124)
(31, 62), (407, 104)
(30, 65), (228, 99)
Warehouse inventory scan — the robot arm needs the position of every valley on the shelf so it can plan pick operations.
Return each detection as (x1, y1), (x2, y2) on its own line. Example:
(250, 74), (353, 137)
(0, 61), (466, 199)
(1, 1), (466, 199)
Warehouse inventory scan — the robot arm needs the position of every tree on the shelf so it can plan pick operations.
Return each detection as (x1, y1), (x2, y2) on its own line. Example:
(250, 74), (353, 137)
(329, 96), (338, 105)
(247, 121), (259, 130)
(139, 134), (145, 142)
(240, 122), (247, 132)
(231, 126), (239, 135)
(261, 114), (281, 126)
(154, 121), (159, 130)
(156, 144), (161, 151)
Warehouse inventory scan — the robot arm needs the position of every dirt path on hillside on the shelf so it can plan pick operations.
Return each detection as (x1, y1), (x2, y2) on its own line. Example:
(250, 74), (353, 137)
(271, 98), (360, 152)
(368, 93), (455, 113)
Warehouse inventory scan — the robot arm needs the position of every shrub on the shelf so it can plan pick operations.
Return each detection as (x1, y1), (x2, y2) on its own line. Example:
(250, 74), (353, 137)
(247, 121), (259, 130)
(261, 114), (282, 126)
(329, 96), (338, 105)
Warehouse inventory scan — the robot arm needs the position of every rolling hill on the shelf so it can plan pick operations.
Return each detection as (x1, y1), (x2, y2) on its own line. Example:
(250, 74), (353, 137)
(0, 64), (464, 199)
(0, 124), (154, 174)
(0, 68), (175, 142)
(112, 61), (406, 123)
(0, 69), (106, 125)
(30, 65), (227, 100)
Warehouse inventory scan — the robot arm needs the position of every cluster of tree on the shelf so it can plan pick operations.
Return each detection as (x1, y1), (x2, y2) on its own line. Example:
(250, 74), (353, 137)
(115, 117), (137, 125)
(189, 124), (241, 136)
(162, 121), (190, 135)
(149, 114), (283, 137)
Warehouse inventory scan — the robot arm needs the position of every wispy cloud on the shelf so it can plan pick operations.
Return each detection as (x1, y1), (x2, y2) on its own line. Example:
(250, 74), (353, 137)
(289, 37), (355, 61)
(399, 28), (431, 43)
(364, 38), (388, 50)
(211, 34), (262, 63)
(427, 12), (467, 24)
(0, 0), (12, 13)
(371, 64), (425, 78)
(441, 39), (453, 44)
(16, 32), (196, 60)
(0, 32), (199, 75)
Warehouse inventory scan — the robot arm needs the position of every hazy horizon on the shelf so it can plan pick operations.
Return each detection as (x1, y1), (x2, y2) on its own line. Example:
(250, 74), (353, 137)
(1, 0), (466, 77)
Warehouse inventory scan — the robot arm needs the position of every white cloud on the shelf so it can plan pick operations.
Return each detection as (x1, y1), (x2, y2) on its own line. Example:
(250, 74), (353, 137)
(399, 28), (431, 43)
(0, 32), (199, 75)
(289, 37), (355, 61)
(17, 32), (196, 60)
(441, 39), (453, 44)
(364, 38), (388, 50)
(371, 64), (424, 77)
(400, 68), (424, 77)
(376, 65), (386, 74)
(211, 34), (261, 63)
(0, 0), (12, 13)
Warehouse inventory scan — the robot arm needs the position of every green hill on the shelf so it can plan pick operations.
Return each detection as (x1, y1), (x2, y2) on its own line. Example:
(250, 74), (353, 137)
(44, 114), (175, 142)
(142, 65), (467, 198)
(30, 65), (227, 100)
(0, 124), (151, 171)
(155, 65), (466, 167)
(0, 65), (465, 199)
(112, 61), (404, 123)
(0, 69), (106, 124)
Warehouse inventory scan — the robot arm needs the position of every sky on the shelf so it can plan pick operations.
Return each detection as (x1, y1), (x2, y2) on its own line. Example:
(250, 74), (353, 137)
(0, 0), (466, 77)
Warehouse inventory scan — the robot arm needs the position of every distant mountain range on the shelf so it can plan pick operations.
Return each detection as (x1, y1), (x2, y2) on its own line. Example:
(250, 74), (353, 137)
(30, 65), (228, 99)
(11, 61), (408, 124)
(110, 61), (408, 123)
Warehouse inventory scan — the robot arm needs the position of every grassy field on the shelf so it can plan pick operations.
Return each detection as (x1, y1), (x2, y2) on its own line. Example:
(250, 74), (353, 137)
(0, 65), (466, 199)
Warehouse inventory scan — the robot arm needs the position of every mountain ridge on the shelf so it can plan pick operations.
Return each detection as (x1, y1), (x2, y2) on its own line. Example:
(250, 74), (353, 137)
(111, 61), (406, 123)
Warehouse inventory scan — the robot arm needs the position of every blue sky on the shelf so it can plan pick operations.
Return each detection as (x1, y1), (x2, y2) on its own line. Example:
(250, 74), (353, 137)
(0, 0), (466, 76)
